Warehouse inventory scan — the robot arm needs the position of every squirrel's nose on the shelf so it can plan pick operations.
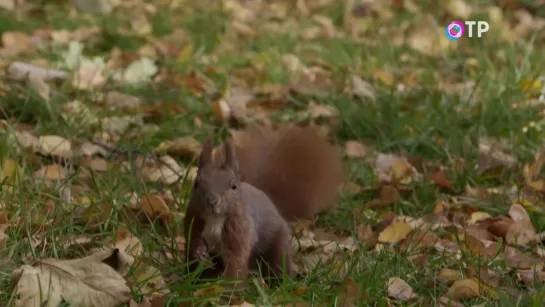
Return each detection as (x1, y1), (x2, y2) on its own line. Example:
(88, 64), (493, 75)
(206, 195), (220, 206)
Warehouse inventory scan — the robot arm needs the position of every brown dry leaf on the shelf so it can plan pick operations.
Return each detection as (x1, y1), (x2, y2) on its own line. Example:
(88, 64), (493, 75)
(407, 24), (450, 57)
(399, 229), (439, 252)
(34, 164), (67, 181)
(155, 136), (202, 160)
(11, 248), (132, 307)
(211, 85), (253, 124)
(27, 72), (50, 101)
(378, 222), (412, 244)
(72, 60), (107, 90)
(446, 278), (498, 301)
(438, 268), (462, 283)
(338, 278), (365, 305)
(289, 69), (334, 98)
(305, 101), (339, 120)
(104, 91), (142, 111)
(107, 228), (143, 257)
(349, 75), (376, 101)
(438, 296), (464, 307)
(6, 62), (68, 83)
(477, 137), (517, 174)
(344, 140), (368, 158)
(140, 155), (183, 185)
(506, 203), (537, 246)
(38, 135), (72, 159)
(138, 194), (170, 219)
(82, 157), (108, 172)
(387, 277), (417, 301)
(459, 233), (491, 259)
(0, 224), (9, 249)
(429, 171), (456, 192)
(357, 224), (377, 247)
(375, 153), (421, 185)
(518, 269), (545, 286)
(130, 298), (151, 307)
(1, 31), (34, 55)
(503, 247), (541, 269)
(130, 262), (169, 296)
(446, 0), (472, 19)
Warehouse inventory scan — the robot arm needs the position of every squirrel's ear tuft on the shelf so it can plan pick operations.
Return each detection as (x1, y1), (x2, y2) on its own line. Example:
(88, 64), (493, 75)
(199, 134), (214, 168)
(224, 139), (239, 174)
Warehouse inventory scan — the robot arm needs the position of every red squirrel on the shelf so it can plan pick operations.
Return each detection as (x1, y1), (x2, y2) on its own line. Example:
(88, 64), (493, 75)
(183, 125), (345, 284)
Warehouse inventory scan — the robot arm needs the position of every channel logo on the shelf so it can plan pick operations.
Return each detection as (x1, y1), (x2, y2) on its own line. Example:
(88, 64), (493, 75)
(445, 20), (490, 40)
(446, 21), (465, 40)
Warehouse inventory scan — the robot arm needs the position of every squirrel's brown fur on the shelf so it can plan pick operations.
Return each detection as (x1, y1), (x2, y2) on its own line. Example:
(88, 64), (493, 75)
(183, 125), (344, 284)
(213, 124), (345, 220)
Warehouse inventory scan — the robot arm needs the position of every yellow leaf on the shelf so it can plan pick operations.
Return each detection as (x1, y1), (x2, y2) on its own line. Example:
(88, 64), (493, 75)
(1, 158), (23, 183)
(294, 286), (308, 296)
(373, 70), (394, 87)
(378, 222), (412, 243)
(528, 180), (545, 192)
(193, 284), (224, 297)
(177, 43), (194, 64)
(520, 79), (542, 92)
(469, 212), (491, 224)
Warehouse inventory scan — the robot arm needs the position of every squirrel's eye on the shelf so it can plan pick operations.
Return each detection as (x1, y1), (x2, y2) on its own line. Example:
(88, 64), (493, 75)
(231, 184), (237, 190)
(194, 181), (199, 188)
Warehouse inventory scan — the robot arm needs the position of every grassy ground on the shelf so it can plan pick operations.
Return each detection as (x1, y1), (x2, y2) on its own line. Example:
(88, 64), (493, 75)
(1, 0), (545, 306)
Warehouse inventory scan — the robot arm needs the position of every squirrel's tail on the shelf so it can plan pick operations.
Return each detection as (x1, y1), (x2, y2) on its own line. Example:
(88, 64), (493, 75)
(214, 125), (345, 221)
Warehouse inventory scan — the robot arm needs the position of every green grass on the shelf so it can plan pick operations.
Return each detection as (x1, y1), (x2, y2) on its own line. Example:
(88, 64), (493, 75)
(1, 0), (545, 306)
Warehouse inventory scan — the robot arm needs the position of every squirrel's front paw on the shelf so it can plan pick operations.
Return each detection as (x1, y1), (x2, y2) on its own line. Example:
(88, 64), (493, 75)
(195, 243), (212, 262)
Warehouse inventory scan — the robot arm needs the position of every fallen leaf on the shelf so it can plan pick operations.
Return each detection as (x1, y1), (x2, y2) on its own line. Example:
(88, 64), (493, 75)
(1, 158), (23, 183)
(373, 69), (394, 87)
(378, 222), (412, 244)
(387, 277), (417, 301)
(116, 57), (158, 84)
(38, 135), (72, 159)
(429, 171), (456, 191)
(34, 164), (67, 181)
(477, 137), (518, 174)
(104, 91), (142, 110)
(130, 298), (151, 307)
(375, 153), (421, 185)
(344, 140), (368, 158)
(11, 248), (132, 307)
(338, 278), (365, 305)
(438, 296), (464, 307)
(506, 203), (537, 246)
(155, 136), (202, 160)
(350, 75), (376, 100)
(138, 194), (170, 219)
(446, 278), (497, 301)
(437, 268), (462, 283)
(469, 212), (491, 224)
(1, 31), (34, 55)
(107, 228), (143, 257)
(0, 224), (9, 248)
(73, 0), (113, 13)
(72, 58), (107, 90)
(140, 156), (183, 185)
(6, 62), (68, 82)
(82, 157), (108, 172)
(446, 0), (472, 19)
(27, 72), (50, 101)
